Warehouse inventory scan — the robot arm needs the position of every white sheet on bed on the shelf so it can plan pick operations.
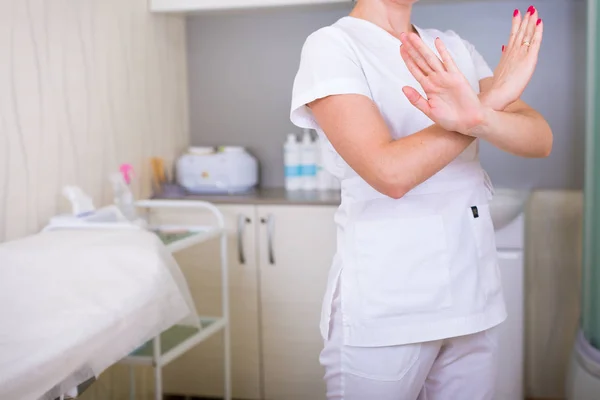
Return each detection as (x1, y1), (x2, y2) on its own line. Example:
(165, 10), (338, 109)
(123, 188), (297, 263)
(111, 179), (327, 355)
(0, 229), (199, 400)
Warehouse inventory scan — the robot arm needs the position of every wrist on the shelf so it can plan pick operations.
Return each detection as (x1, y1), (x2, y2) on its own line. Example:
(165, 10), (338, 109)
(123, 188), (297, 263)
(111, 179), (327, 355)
(466, 106), (496, 139)
(479, 88), (509, 112)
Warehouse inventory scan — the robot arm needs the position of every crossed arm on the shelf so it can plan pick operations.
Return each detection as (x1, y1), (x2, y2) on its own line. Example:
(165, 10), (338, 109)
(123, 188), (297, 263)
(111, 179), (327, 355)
(309, 81), (551, 199)
(309, 9), (552, 199)
(310, 93), (473, 199)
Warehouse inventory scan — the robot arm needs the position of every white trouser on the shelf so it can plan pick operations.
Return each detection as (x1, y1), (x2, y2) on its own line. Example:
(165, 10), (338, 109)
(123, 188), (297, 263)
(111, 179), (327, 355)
(320, 288), (500, 400)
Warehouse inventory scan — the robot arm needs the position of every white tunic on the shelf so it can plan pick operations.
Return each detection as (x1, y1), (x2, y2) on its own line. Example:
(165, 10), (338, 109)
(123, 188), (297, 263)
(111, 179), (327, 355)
(290, 16), (507, 347)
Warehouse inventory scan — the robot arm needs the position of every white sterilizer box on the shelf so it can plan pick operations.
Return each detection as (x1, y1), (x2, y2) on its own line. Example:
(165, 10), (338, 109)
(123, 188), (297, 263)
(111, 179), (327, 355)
(176, 146), (259, 194)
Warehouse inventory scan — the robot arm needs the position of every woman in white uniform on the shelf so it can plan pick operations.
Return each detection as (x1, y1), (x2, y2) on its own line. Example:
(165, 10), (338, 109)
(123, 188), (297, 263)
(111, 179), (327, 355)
(290, 1), (552, 399)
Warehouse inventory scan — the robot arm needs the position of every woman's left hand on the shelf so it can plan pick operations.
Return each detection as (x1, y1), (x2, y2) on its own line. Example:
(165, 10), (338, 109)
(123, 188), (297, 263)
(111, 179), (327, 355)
(485, 7), (544, 111)
(400, 32), (485, 136)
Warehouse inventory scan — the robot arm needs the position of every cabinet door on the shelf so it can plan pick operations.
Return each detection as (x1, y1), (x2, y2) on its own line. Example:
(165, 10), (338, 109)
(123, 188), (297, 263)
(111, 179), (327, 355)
(257, 205), (337, 400)
(152, 205), (261, 399)
(151, 0), (351, 12)
(495, 250), (525, 400)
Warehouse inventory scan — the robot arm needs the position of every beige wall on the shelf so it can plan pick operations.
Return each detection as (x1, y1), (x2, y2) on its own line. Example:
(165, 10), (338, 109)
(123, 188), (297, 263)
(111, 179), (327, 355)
(0, 0), (189, 242)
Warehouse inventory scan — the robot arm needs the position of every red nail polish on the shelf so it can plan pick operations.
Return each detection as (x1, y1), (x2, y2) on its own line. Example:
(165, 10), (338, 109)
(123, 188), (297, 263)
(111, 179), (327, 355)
(529, 6), (536, 16)
(513, 9), (519, 17)
(537, 18), (542, 26)
(502, 45), (505, 52)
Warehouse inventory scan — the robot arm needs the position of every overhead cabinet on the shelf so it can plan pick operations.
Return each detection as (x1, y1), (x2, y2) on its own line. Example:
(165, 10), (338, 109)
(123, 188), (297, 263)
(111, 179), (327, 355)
(150, 0), (352, 13)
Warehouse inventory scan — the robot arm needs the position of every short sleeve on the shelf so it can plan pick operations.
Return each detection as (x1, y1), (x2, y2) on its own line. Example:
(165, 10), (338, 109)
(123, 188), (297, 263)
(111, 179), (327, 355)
(461, 38), (494, 81)
(290, 27), (372, 130)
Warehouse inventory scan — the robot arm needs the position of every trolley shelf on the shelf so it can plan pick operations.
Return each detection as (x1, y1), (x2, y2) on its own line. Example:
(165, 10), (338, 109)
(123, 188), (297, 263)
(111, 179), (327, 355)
(122, 317), (226, 367)
(151, 225), (223, 253)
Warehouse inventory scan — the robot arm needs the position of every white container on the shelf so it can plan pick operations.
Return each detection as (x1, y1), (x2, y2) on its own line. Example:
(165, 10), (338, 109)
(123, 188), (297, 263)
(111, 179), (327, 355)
(176, 146), (258, 194)
(284, 133), (301, 191)
(188, 146), (215, 155)
(300, 129), (317, 191)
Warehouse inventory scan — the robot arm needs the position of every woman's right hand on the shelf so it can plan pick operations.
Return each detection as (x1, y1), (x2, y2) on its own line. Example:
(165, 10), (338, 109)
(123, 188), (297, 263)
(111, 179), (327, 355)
(485, 6), (544, 111)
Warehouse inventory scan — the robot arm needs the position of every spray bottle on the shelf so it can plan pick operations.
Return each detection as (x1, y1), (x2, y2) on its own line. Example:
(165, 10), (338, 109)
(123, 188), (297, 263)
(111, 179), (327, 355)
(110, 163), (137, 221)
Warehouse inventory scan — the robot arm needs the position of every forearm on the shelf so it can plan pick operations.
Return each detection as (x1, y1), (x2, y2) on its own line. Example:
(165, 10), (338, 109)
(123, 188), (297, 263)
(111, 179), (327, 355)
(471, 95), (553, 158)
(374, 125), (474, 198)
(470, 79), (553, 158)
(310, 94), (474, 199)
(376, 93), (509, 197)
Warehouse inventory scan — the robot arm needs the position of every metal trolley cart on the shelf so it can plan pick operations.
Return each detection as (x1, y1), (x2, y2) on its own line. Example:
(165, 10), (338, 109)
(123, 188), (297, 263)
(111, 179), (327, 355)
(120, 200), (231, 400)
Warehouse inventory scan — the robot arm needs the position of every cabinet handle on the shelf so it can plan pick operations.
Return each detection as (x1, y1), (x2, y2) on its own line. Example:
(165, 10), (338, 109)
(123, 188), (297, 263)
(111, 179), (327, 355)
(261, 214), (275, 265)
(237, 215), (251, 265)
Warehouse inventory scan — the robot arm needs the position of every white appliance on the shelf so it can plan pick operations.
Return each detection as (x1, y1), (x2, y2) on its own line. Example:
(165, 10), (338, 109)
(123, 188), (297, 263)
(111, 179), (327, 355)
(176, 147), (258, 194)
(494, 213), (525, 400)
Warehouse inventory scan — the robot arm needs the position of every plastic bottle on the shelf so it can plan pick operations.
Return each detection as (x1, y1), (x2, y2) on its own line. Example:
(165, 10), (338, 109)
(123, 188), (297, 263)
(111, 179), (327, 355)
(315, 135), (332, 191)
(284, 133), (301, 191)
(300, 129), (317, 191)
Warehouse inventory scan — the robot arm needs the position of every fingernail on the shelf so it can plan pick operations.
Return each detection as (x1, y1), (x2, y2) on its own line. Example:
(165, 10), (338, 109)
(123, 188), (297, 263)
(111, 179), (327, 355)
(529, 6), (536, 15)
(513, 9), (519, 17)
(537, 18), (542, 26)
(502, 45), (505, 52)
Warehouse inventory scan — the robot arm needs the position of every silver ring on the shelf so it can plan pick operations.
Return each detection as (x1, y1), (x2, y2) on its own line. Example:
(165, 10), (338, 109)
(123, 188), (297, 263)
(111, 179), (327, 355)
(522, 40), (531, 47)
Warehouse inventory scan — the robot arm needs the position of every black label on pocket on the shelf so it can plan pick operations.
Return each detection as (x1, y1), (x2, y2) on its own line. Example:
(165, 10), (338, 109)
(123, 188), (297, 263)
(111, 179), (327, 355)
(471, 206), (479, 218)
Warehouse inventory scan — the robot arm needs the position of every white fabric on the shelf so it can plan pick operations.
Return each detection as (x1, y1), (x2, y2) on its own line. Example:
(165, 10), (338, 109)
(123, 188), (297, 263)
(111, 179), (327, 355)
(320, 288), (499, 400)
(0, 229), (198, 400)
(290, 17), (506, 347)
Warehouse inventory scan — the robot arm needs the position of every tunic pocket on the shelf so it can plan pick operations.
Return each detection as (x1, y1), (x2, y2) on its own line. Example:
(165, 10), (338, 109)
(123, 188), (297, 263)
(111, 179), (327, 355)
(353, 214), (452, 320)
(469, 204), (502, 300)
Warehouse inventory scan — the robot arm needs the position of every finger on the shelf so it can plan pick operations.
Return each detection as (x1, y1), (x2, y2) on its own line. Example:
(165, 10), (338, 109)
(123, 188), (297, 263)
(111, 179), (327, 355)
(502, 45), (505, 53)
(524, 7), (538, 48)
(407, 32), (445, 72)
(529, 18), (544, 57)
(400, 45), (427, 83)
(402, 86), (432, 117)
(515, 6), (533, 44)
(435, 37), (458, 72)
(400, 34), (434, 76)
(508, 9), (522, 47)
